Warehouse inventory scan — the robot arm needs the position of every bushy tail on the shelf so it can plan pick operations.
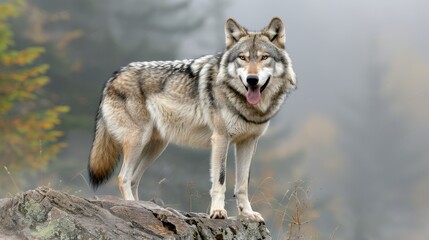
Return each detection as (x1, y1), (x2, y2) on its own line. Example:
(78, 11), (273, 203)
(88, 118), (120, 189)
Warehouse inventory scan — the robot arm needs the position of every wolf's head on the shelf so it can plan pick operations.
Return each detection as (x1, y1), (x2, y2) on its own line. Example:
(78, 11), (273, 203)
(219, 17), (296, 106)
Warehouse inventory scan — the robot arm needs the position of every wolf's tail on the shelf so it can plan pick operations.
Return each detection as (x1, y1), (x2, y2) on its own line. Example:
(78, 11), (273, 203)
(88, 117), (120, 189)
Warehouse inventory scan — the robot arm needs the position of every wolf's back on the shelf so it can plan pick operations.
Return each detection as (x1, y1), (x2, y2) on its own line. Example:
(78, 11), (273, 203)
(88, 116), (120, 189)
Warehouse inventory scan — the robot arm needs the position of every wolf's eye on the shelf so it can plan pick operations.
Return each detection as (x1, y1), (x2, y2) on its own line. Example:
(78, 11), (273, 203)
(238, 56), (246, 61)
(261, 55), (269, 60)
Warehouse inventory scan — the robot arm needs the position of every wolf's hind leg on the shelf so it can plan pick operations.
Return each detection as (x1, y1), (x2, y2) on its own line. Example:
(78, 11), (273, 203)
(118, 127), (153, 200)
(130, 134), (168, 200)
(234, 138), (265, 223)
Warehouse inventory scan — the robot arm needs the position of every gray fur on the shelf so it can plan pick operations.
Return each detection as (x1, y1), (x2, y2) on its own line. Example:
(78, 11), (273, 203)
(88, 17), (296, 222)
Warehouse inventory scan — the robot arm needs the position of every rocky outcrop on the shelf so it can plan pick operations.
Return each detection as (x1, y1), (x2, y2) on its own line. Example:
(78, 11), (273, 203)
(0, 187), (271, 239)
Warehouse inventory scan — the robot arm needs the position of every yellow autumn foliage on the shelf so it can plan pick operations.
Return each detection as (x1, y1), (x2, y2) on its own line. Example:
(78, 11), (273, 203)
(0, 0), (69, 194)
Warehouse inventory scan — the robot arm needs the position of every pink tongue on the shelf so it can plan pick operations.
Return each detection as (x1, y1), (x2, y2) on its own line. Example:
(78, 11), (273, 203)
(246, 88), (261, 105)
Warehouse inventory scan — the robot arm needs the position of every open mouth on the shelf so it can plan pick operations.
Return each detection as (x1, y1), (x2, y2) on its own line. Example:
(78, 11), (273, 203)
(245, 76), (270, 105)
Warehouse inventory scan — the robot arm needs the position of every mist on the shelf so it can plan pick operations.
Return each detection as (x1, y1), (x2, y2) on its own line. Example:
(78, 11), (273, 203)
(2, 0), (428, 239)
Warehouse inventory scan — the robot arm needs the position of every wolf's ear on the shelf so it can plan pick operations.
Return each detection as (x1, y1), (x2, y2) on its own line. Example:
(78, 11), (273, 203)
(225, 18), (247, 49)
(263, 17), (286, 49)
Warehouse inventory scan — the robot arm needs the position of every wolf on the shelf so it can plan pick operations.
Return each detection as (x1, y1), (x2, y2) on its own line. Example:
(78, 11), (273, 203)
(88, 17), (296, 222)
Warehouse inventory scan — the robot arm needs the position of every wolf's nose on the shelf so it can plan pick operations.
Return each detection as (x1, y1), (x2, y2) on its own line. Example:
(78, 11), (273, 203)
(246, 76), (259, 86)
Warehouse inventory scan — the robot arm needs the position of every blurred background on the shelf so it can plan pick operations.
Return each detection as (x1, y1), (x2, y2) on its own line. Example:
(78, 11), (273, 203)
(1, 0), (428, 239)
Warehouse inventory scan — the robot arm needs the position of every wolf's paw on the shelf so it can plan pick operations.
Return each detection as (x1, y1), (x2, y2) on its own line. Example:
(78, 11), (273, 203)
(239, 210), (265, 223)
(210, 209), (228, 219)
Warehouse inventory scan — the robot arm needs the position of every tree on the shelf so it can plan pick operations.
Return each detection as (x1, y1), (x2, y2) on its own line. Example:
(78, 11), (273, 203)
(0, 0), (69, 194)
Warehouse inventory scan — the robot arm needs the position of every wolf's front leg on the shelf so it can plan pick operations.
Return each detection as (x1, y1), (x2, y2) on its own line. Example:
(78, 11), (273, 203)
(234, 138), (265, 223)
(209, 133), (230, 219)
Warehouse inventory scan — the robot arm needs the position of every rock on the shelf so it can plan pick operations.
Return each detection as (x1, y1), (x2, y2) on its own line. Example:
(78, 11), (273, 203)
(0, 187), (271, 239)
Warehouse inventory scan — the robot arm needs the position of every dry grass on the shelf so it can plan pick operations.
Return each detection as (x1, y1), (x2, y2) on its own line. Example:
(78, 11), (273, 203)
(250, 178), (317, 240)
(3, 166), (21, 196)
(282, 181), (313, 240)
(186, 181), (201, 212)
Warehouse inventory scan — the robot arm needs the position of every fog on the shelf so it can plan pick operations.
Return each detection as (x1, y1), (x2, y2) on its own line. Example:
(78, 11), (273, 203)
(3, 0), (429, 239)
